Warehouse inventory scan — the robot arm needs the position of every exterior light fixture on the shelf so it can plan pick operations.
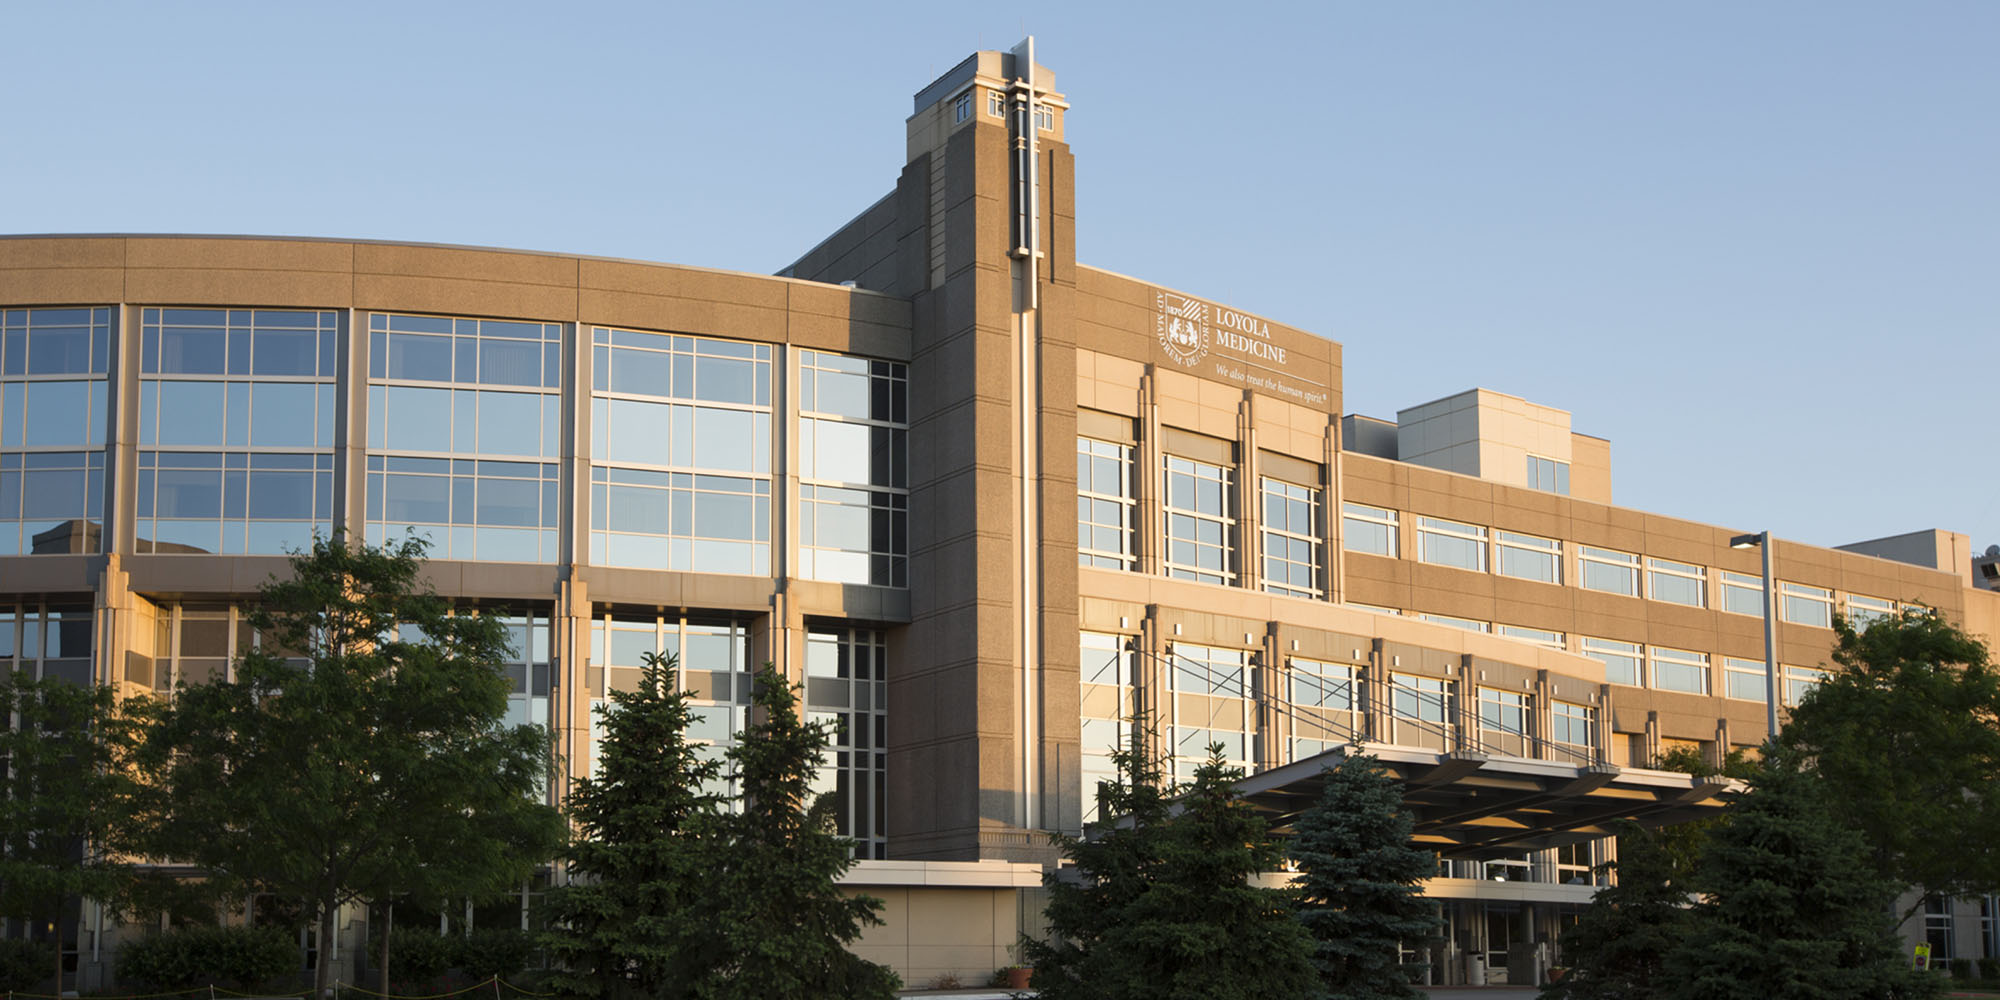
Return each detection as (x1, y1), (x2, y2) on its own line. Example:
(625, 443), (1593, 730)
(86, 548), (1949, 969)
(1729, 531), (1780, 736)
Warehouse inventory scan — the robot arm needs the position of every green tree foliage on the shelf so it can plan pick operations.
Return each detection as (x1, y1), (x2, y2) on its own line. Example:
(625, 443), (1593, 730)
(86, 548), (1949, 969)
(699, 663), (899, 1000)
(1662, 752), (1935, 1000)
(1539, 822), (1688, 1000)
(1029, 739), (1317, 1000)
(1779, 608), (2000, 921)
(1289, 754), (1439, 1000)
(0, 668), (131, 955)
(127, 536), (567, 997)
(0, 939), (56, 993)
(543, 652), (725, 1000)
(1645, 744), (1757, 879)
(115, 925), (301, 992)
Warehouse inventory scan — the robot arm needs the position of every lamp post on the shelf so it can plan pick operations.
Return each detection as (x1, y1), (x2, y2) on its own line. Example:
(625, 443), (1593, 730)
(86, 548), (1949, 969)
(1729, 531), (1780, 737)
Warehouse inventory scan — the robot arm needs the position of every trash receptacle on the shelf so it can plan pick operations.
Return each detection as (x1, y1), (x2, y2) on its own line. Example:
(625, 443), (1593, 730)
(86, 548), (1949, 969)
(1464, 954), (1487, 986)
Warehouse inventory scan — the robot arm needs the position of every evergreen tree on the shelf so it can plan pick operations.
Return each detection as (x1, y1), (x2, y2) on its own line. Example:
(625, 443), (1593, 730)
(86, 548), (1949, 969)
(1662, 752), (1935, 1000)
(1026, 725), (1174, 1000)
(697, 663), (898, 1000)
(1538, 822), (1687, 1000)
(543, 652), (725, 1000)
(1030, 741), (1316, 1000)
(1290, 754), (1440, 1000)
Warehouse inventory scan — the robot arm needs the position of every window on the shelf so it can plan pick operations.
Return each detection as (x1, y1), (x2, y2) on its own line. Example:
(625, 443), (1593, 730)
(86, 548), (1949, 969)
(1719, 570), (1764, 617)
(1077, 438), (1135, 570)
(1525, 455), (1570, 494)
(1, 308), (112, 555)
(593, 616), (753, 807)
(1261, 477), (1322, 598)
(1926, 897), (1956, 962)
(1550, 701), (1595, 758)
(1498, 624), (1564, 649)
(1289, 658), (1357, 760)
(1170, 641), (1251, 778)
(1579, 546), (1639, 596)
(140, 309), (339, 554)
(1419, 612), (1488, 633)
(1390, 673), (1451, 726)
(587, 328), (775, 575)
(1162, 455), (1236, 584)
(1341, 502), (1398, 557)
(952, 91), (971, 123)
(1846, 594), (1895, 632)
(1079, 631), (1134, 827)
(1169, 642), (1247, 698)
(1724, 656), (1769, 702)
(1781, 582), (1833, 628)
(1784, 665), (1827, 707)
(1581, 637), (1641, 686)
(1646, 558), (1706, 608)
(797, 350), (908, 587)
(1555, 842), (1598, 886)
(1497, 530), (1562, 584)
(987, 90), (1006, 117)
(1649, 647), (1710, 695)
(0, 603), (93, 686)
(1290, 658), (1356, 711)
(1478, 688), (1527, 741)
(1416, 516), (1486, 572)
(1034, 104), (1054, 131)
(805, 626), (890, 858)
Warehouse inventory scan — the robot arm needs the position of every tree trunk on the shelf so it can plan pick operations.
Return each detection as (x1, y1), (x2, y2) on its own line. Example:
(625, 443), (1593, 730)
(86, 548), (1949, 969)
(315, 903), (338, 999)
(379, 902), (393, 996)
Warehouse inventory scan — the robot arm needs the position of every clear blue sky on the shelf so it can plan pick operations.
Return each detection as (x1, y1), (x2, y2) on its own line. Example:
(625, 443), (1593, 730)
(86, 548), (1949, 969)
(6, 1), (1995, 553)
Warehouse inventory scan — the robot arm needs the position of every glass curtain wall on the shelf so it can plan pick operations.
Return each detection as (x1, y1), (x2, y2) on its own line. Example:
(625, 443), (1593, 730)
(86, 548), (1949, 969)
(0, 308), (110, 554)
(797, 351), (908, 587)
(136, 309), (337, 554)
(367, 314), (562, 562)
(589, 328), (771, 574)
(804, 626), (889, 858)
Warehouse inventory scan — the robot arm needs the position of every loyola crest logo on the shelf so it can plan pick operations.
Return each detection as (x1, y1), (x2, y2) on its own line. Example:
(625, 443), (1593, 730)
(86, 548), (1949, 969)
(1157, 292), (1209, 367)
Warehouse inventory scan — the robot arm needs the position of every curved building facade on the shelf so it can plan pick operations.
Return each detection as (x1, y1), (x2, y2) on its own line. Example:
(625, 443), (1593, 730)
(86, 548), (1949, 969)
(5, 41), (1997, 989)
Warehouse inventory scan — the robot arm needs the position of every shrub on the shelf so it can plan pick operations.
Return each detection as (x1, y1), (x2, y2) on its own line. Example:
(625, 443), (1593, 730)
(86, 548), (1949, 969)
(1952, 957), (1973, 980)
(378, 927), (456, 990)
(116, 926), (298, 992)
(1981, 956), (2000, 981)
(0, 939), (56, 993)
(454, 927), (534, 981)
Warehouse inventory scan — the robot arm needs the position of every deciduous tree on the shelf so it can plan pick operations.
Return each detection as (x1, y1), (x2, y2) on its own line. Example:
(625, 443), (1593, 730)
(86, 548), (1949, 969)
(0, 669), (131, 991)
(128, 536), (566, 997)
(1779, 609), (2000, 922)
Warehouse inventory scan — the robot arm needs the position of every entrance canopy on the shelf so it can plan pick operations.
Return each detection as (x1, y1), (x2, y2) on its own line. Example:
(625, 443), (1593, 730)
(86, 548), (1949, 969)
(1236, 743), (1739, 861)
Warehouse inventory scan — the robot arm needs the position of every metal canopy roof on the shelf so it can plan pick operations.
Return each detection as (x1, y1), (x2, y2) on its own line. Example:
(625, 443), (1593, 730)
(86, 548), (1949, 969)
(1236, 742), (1740, 861)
